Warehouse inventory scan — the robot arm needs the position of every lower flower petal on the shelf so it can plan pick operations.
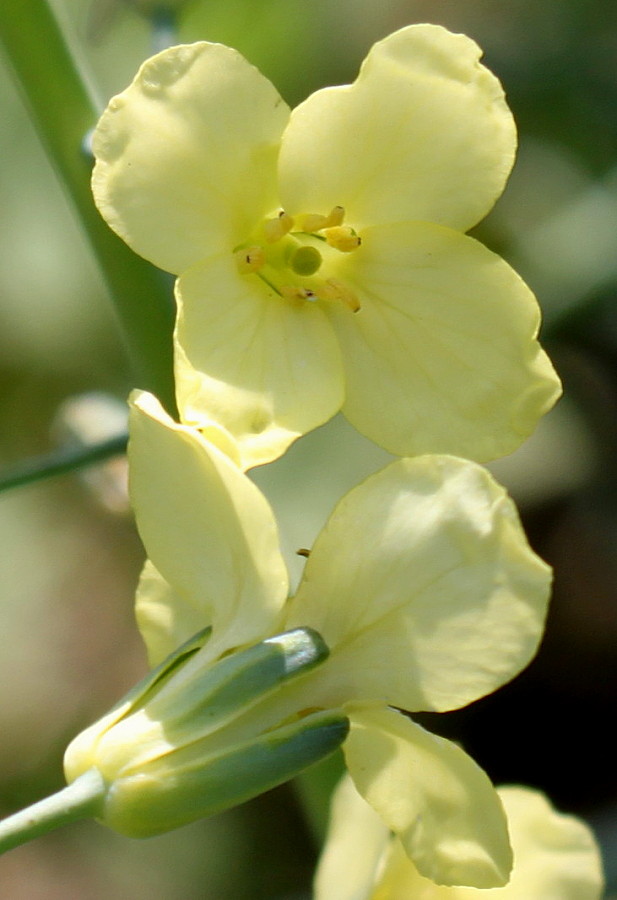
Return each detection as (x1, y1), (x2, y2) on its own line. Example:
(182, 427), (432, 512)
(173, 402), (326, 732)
(134, 560), (205, 667)
(478, 787), (605, 900)
(315, 778), (604, 899)
(175, 253), (345, 467)
(313, 771), (390, 900)
(329, 222), (561, 461)
(286, 456), (551, 713)
(343, 705), (512, 889)
(129, 391), (288, 660)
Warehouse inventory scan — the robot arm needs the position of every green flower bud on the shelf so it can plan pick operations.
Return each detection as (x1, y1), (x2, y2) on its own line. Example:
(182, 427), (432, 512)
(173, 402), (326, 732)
(64, 627), (348, 837)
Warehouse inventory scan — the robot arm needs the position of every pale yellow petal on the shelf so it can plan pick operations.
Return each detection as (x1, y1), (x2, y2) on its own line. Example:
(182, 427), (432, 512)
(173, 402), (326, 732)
(285, 456), (550, 713)
(175, 253), (345, 468)
(329, 222), (561, 461)
(462, 786), (605, 900)
(92, 42), (288, 274)
(313, 772), (389, 900)
(134, 560), (208, 667)
(315, 779), (604, 899)
(279, 24), (515, 232)
(344, 706), (512, 888)
(380, 787), (604, 898)
(128, 391), (288, 659)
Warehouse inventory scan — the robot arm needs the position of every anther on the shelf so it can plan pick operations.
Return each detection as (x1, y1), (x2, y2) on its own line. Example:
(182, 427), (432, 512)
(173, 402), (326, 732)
(280, 286), (318, 302)
(319, 279), (361, 312)
(323, 206), (345, 227)
(324, 226), (361, 253)
(235, 245), (265, 274)
(298, 206), (346, 233)
(298, 212), (328, 232)
(263, 210), (295, 243)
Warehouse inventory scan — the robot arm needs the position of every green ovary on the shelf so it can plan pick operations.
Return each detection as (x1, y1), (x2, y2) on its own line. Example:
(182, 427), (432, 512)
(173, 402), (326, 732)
(289, 245), (323, 276)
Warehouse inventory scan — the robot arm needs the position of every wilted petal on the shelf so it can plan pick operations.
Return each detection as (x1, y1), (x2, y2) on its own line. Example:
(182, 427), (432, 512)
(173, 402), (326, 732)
(286, 456), (550, 712)
(128, 392), (288, 659)
(329, 222), (561, 461)
(92, 42), (288, 274)
(279, 24), (515, 232)
(175, 253), (345, 468)
(344, 705), (512, 888)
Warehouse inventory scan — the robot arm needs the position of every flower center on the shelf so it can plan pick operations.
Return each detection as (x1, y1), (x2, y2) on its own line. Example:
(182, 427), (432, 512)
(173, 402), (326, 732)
(234, 206), (361, 312)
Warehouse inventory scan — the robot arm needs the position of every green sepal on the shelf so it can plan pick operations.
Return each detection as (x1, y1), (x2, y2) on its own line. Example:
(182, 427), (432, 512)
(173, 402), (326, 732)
(108, 624), (213, 722)
(146, 627), (330, 739)
(103, 708), (349, 837)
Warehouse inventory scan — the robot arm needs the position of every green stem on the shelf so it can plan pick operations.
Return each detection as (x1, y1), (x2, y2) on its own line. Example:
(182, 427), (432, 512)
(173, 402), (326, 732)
(0, 769), (105, 855)
(0, 0), (177, 414)
(0, 434), (128, 495)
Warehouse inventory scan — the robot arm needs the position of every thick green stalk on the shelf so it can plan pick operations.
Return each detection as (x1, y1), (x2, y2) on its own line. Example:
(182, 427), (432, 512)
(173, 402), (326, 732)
(0, 769), (105, 855)
(0, 0), (176, 413)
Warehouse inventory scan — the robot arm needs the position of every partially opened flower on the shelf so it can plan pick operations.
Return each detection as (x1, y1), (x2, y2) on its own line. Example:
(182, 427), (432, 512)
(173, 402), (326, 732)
(63, 391), (552, 888)
(315, 774), (604, 899)
(92, 25), (561, 467)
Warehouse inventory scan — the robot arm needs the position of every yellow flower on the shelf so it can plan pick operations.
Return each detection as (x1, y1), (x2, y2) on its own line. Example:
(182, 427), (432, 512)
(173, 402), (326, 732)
(92, 25), (561, 468)
(65, 390), (552, 888)
(315, 774), (605, 899)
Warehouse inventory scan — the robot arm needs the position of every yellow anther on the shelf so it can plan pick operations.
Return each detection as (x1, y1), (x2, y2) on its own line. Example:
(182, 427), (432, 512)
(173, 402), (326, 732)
(280, 285), (318, 302)
(263, 210), (295, 243)
(324, 225), (361, 253)
(298, 212), (328, 232)
(323, 206), (345, 227)
(320, 278), (361, 312)
(297, 206), (346, 233)
(235, 245), (265, 274)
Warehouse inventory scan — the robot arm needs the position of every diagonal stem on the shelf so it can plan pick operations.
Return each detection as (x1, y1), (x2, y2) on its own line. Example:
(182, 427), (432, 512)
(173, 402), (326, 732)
(0, 0), (177, 414)
(0, 434), (128, 495)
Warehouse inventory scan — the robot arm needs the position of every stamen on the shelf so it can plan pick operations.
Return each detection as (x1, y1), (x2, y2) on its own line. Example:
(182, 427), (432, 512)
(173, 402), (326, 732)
(298, 212), (328, 232)
(323, 206), (345, 227)
(235, 245), (265, 274)
(289, 245), (322, 276)
(297, 206), (346, 233)
(280, 285), (318, 302)
(263, 210), (295, 243)
(319, 279), (361, 312)
(324, 226), (361, 253)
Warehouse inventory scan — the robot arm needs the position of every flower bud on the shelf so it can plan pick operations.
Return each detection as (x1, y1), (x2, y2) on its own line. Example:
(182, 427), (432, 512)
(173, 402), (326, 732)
(64, 627), (348, 837)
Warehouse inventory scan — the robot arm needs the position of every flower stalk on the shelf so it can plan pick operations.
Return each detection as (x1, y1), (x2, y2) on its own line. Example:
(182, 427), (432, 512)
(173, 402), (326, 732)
(0, 769), (105, 855)
(0, 0), (176, 413)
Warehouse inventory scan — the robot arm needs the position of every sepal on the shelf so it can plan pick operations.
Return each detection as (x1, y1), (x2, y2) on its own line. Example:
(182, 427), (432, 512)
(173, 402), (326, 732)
(64, 628), (348, 837)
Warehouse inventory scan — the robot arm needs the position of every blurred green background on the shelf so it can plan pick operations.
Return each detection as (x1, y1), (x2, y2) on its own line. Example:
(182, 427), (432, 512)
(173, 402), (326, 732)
(1, 0), (617, 896)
